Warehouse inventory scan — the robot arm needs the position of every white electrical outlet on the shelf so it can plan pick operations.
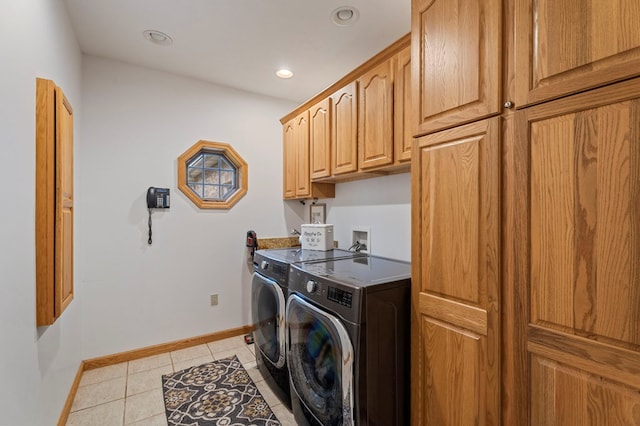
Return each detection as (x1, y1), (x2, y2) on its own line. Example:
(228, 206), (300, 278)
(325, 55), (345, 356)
(210, 294), (219, 306)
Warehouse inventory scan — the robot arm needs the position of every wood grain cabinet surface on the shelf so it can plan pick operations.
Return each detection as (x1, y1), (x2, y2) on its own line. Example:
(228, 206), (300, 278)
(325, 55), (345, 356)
(411, 118), (501, 426)
(283, 111), (335, 200)
(36, 78), (74, 326)
(411, 0), (502, 136)
(331, 81), (359, 176)
(514, 0), (640, 108)
(358, 58), (395, 170)
(511, 78), (640, 426)
(394, 45), (412, 164)
(309, 98), (332, 180)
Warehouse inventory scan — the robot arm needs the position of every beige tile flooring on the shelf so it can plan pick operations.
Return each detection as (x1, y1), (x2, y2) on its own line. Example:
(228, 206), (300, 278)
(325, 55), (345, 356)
(66, 336), (296, 425)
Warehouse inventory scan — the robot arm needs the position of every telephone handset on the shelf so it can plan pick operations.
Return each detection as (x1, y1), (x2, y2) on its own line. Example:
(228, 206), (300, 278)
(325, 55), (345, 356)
(147, 187), (170, 209)
(146, 187), (170, 245)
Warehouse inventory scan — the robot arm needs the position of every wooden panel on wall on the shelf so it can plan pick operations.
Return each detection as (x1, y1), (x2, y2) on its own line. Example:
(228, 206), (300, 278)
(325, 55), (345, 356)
(294, 111), (310, 197)
(310, 98), (332, 180)
(513, 77), (640, 425)
(422, 318), (481, 425)
(529, 96), (640, 347)
(36, 78), (74, 326)
(394, 45), (413, 163)
(515, 0), (640, 107)
(331, 82), (358, 175)
(282, 120), (296, 198)
(531, 355), (640, 425)
(411, 0), (501, 136)
(421, 134), (481, 304)
(411, 117), (500, 426)
(359, 58), (394, 170)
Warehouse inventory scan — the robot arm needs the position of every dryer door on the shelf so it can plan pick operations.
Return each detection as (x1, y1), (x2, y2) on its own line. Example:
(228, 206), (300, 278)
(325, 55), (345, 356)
(286, 294), (354, 426)
(251, 272), (286, 368)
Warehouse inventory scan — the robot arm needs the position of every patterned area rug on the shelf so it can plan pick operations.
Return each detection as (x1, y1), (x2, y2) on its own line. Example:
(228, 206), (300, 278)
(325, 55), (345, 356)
(162, 355), (281, 425)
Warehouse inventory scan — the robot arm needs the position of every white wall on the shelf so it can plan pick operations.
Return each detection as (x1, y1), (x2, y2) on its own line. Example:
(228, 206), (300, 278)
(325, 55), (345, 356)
(0, 0), (83, 424)
(0, 2), (409, 422)
(77, 57), (299, 358)
(324, 173), (411, 261)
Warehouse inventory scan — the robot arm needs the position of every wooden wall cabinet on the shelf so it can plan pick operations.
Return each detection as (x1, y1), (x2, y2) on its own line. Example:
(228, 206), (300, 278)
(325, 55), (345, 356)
(508, 78), (640, 425)
(331, 81), (359, 176)
(394, 45), (413, 164)
(36, 78), (74, 326)
(411, 118), (500, 425)
(281, 35), (410, 193)
(358, 58), (395, 170)
(411, 0), (502, 136)
(283, 111), (335, 200)
(309, 97), (332, 180)
(514, 0), (640, 108)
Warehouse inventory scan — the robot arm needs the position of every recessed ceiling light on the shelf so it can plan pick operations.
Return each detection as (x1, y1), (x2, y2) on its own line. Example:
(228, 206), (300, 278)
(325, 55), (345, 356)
(276, 69), (294, 79)
(331, 6), (360, 26)
(143, 30), (173, 46)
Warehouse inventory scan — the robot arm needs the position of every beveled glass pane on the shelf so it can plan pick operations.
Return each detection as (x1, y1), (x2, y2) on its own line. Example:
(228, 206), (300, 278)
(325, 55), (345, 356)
(188, 154), (204, 168)
(204, 154), (220, 168)
(221, 185), (233, 199)
(204, 185), (220, 200)
(188, 167), (203, 183)
(221, 158), (233, 170)
(204, 169), (219, 184)
(189, 183), (204, 197)
(220, 170), (234, 185)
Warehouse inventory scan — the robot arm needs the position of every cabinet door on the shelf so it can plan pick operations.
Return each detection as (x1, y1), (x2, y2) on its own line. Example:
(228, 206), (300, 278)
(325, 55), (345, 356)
(411, 118), (500, 425)
(359, 59), (394, 170)
(515, 0), (640, 108)
(310, 98), (331, 179)
(55, 87), (74, 317)
(331, 82), (358, 175)
(411, 0), (501, 136)
(394, 45), (412, 163)
(282, 119), (296, 199)
(294, 111), (310, 197)
(36, 78), (74, 326)
(510, 78), (640, 425)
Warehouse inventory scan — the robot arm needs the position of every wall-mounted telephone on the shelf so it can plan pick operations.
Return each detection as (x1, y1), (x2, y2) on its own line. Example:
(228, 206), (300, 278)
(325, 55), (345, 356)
(146, 187), (170, 245)
(147, 187), (170, 209)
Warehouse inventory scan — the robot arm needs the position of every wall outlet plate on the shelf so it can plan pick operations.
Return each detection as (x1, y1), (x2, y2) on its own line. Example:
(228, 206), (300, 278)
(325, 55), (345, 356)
(210, 294), (219, 306)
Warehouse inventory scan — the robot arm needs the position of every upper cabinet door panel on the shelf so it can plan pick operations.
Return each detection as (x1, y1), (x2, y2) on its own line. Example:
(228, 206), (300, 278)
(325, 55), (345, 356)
(310, 98), (332, 180)
(515, 0), (640, 107)
(294, 111), (310, 197)
(331, 82), (358, 175)
(359, 59), (394, 170)
(282, 120), (296, 199)
(411, 0), (501, 136)
(395, 45), (413, 163)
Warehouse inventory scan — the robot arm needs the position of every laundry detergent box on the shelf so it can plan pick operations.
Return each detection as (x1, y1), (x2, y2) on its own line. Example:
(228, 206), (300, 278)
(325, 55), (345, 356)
(301, 224), (334, 251)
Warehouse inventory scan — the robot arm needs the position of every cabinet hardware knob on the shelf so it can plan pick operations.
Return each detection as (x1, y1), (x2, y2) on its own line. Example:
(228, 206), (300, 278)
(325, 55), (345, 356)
(503, 101), (514, 109)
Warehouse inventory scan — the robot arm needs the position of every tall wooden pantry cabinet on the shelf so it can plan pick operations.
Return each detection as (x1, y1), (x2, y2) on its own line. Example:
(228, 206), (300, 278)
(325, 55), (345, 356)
(411, 0), (640, 424)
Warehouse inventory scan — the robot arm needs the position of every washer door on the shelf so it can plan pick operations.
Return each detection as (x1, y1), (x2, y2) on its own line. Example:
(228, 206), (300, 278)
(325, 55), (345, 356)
(286, 294), (354, 426)
(251, 272), (286, 368)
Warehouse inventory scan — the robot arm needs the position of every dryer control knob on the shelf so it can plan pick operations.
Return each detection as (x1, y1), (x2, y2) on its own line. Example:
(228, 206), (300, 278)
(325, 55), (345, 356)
(306, 280), (318, 294)
(260, 260), (268, 270)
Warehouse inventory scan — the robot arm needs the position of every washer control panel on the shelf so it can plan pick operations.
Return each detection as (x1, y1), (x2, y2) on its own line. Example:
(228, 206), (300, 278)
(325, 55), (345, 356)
(327, 286), (353, 308)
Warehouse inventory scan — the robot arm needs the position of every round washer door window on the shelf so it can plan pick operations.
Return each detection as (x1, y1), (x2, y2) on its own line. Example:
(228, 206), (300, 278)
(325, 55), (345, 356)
(251, 273), (286, 368)
(286, 294), (354, 425)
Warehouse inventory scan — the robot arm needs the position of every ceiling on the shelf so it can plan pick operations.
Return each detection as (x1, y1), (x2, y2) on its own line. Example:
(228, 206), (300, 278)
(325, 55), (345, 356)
(63, 0), (411, 104)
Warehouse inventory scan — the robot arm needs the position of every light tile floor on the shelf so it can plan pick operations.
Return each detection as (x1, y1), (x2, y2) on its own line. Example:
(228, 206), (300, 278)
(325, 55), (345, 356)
(66, 336), (297, 425)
